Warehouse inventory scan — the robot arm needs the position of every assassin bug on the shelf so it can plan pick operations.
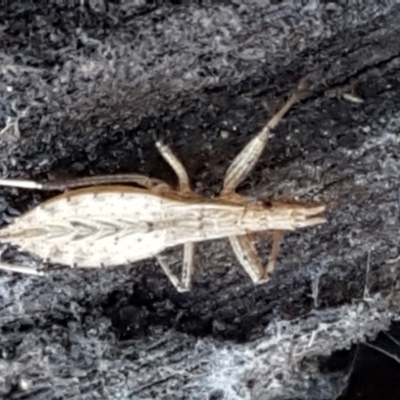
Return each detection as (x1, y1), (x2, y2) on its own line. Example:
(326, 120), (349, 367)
(0, 81), (326, 292)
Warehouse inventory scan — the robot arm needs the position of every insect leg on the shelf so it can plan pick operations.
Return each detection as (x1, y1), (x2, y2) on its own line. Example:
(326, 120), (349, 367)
(265, 231), (284, 277)
(156, 249), (192, 293)
(180, 242), (195, 290)
(221, 81), (306, 195)
(229, 231), (284, 284)
(156, 256), (181, 289)
(0, 262), (45, 276)
(155, 142), (191, 192)
(229, 234), (265, 283)
(0, 173), (170, 191)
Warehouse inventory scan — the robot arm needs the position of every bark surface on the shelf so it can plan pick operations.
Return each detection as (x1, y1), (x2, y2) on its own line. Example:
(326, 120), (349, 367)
(0, 2), (400, 399)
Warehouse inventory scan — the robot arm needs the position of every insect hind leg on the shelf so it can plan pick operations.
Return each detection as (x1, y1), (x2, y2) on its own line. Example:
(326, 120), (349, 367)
(0, 262), (45, 276)
(0, 174), (170, 191)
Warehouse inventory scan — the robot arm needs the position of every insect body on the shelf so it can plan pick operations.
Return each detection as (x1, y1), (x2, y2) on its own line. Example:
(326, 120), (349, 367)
(0, 82), (326, 291)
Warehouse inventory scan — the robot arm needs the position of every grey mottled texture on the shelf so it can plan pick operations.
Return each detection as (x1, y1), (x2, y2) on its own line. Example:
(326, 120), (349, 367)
(1, 1), (400, 399)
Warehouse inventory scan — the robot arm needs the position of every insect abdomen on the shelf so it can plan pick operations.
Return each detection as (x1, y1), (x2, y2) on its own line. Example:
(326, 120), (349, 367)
(0, 187), (169, 266)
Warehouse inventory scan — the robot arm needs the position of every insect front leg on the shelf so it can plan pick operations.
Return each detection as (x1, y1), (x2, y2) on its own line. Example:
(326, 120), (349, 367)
(229, 231), (284, 284)
(155, 142), (191, 193)
(0, 173), (170, 191)
(156, 242), (195, 292)
(221, 81), (305, 196)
